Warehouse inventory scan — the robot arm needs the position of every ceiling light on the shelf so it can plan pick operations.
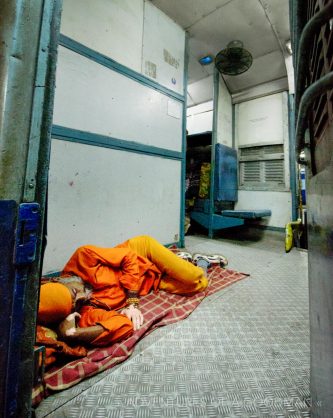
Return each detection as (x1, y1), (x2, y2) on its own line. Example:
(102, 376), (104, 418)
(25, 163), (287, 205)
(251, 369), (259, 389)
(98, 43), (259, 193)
(198, 55), (214, 65)
(286, 40), (292, 55)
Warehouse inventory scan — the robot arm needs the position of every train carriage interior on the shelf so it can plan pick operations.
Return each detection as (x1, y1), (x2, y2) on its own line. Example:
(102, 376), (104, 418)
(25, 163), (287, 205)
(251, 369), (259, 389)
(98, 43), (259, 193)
(1, 0), (333, 417)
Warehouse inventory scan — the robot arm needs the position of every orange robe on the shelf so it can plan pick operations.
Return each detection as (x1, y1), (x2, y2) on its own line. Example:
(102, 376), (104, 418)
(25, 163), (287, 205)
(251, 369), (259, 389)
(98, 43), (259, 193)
(63, 245), (161, 310)
(62, 236), (208, 346)
(62, 245), (161, 346)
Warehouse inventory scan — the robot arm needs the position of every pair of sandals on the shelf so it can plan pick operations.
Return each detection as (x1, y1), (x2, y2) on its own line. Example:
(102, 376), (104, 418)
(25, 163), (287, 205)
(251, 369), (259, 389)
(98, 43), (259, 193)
(176, 251), (228, 268)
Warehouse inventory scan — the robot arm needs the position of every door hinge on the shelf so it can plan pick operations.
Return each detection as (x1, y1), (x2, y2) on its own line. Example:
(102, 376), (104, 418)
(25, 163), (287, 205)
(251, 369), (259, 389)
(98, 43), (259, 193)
(14, 203), (40, 265)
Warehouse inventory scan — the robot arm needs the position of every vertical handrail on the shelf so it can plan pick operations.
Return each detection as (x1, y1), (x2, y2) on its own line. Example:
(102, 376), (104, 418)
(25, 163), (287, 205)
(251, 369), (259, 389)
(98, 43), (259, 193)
(295, 71), (333, 155)
(295, 1), (333, 114)
(292, 0), (333, 157)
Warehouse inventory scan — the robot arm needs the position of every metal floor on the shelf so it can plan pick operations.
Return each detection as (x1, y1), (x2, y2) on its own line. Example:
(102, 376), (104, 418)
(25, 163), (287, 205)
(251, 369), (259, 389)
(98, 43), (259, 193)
(35, 230), (310, 418)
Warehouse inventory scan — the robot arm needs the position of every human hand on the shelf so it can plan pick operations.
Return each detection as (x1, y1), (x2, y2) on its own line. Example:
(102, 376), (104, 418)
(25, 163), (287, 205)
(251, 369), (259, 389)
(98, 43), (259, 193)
(121, 305), (144, 331)
(57, 312), (81, 340)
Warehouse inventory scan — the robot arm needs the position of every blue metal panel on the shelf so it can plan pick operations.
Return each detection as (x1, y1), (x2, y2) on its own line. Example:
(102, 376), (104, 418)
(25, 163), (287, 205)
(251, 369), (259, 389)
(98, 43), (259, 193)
(191, 211), (244, 230)
(193, 199), (211, 214)
(5, 203), (40, 417)
(221, 209), (272, 219)
(214, 143), (238, 202)
(0, 201), (17, 416)
(300, 168), (306, 205)
(14, 203), (40, 265)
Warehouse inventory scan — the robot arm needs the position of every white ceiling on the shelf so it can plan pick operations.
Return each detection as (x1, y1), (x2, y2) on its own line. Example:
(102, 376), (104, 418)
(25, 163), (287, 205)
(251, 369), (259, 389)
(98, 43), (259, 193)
(150, 0), (291, 104)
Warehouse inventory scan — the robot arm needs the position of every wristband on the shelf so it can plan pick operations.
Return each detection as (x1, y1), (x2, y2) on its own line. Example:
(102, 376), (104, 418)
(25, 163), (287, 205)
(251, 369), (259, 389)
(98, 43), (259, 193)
(126, 297), (140, 308)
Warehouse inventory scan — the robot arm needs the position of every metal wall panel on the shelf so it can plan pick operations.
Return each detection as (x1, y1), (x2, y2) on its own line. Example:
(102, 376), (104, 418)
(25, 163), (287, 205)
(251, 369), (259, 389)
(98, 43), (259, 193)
(236, 92), (286, 146)
(186, 101), (213, 135)
(53, 47), (183, 152)
(142, 1), (185, 94)
(43, 140), (181, 273)
(60, 0), (144, 73)
(214, 144), (238, 201)
(235, 190), (291, 228)
(234, 91), (291, 228)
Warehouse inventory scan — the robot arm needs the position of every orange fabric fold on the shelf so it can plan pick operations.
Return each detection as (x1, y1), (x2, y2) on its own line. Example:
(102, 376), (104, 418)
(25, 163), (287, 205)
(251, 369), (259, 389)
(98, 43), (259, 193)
(78, 306), (134, 346)
(35, 325), (88, 367)
(63, 244), (161, 310)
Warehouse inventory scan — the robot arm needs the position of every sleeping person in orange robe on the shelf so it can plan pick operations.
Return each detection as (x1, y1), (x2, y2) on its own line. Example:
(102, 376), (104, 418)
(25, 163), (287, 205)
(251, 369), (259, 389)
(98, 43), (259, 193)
(38, 235), (225, 347)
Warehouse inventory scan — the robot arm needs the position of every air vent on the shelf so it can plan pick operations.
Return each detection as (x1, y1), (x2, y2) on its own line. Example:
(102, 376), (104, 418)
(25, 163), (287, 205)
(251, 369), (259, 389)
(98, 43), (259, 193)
(239, 144), (285, 190)
(240, 147), (261, 158)
(263, 144), (284, 155)
(264, 160), (284, 183)
(242, 161), (261, 183)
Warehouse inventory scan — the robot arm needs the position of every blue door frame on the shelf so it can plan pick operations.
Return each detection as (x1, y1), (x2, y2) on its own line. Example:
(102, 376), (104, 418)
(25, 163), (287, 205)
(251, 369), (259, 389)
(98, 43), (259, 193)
(0, 1), (62, 416)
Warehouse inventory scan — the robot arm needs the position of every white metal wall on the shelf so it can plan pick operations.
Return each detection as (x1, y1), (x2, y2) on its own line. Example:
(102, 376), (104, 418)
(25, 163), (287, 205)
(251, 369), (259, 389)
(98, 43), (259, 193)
(235, 92), (291, 228)
(53, 47), (182, 151)
(187, 75), (214, 107)
(61, 0), (144, 73)
(142, 1), (185, 94)
(186, 101), (213, 135)
(186, 75), (232, 141)
(236, 93), (286, 146)
(60, 0), (184, 93)
(43, 0), (185, 273)
(44, 141), (181, 272)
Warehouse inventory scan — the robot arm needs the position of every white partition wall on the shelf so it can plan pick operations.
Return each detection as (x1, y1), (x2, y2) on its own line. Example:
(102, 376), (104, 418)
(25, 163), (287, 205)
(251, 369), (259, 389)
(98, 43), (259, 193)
(236, 93), (286, 146)
(54, 47), (182, 151)
(142, 1), (185, 94)
(60, 0), (144, 72)
(43, 0), (186, 273)
(45, 141), (181, 271)
(235, 92), (291, 228)
(186, 101), (213, 135)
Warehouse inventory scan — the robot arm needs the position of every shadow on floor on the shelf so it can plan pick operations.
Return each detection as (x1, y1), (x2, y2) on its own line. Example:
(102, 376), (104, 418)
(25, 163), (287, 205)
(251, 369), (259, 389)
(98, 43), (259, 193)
(187, 223), (285, 248)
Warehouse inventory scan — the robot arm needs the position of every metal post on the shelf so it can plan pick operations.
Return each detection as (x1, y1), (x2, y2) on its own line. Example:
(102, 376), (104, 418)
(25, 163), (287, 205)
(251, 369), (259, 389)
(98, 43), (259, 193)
(209, 68), (220, 238)
(180, 33), (189, 247)
(288, 94), (298, 222)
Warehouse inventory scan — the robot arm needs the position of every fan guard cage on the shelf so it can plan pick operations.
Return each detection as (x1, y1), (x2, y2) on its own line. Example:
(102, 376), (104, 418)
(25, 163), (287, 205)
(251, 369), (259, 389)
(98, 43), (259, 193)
(215, 41), (253, 76)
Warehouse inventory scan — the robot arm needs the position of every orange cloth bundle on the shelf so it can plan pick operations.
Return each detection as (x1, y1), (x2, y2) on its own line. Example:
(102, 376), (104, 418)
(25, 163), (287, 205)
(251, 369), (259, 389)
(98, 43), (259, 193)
(38, 283), (72, 325)
(35, 325), (88, 367)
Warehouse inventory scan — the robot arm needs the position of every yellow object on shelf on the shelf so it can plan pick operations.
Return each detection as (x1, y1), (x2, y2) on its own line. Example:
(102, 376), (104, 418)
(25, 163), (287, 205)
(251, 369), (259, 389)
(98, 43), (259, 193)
(198, 163), (211, 198)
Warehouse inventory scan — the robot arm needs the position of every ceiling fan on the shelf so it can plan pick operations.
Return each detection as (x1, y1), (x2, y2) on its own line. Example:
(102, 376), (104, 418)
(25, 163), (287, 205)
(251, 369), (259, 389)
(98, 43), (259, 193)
(215, 40), (253, 76)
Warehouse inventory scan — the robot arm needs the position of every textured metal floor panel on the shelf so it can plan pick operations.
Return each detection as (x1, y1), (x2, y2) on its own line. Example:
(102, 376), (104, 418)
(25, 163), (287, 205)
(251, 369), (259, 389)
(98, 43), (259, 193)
(36, 232), (310, 417)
